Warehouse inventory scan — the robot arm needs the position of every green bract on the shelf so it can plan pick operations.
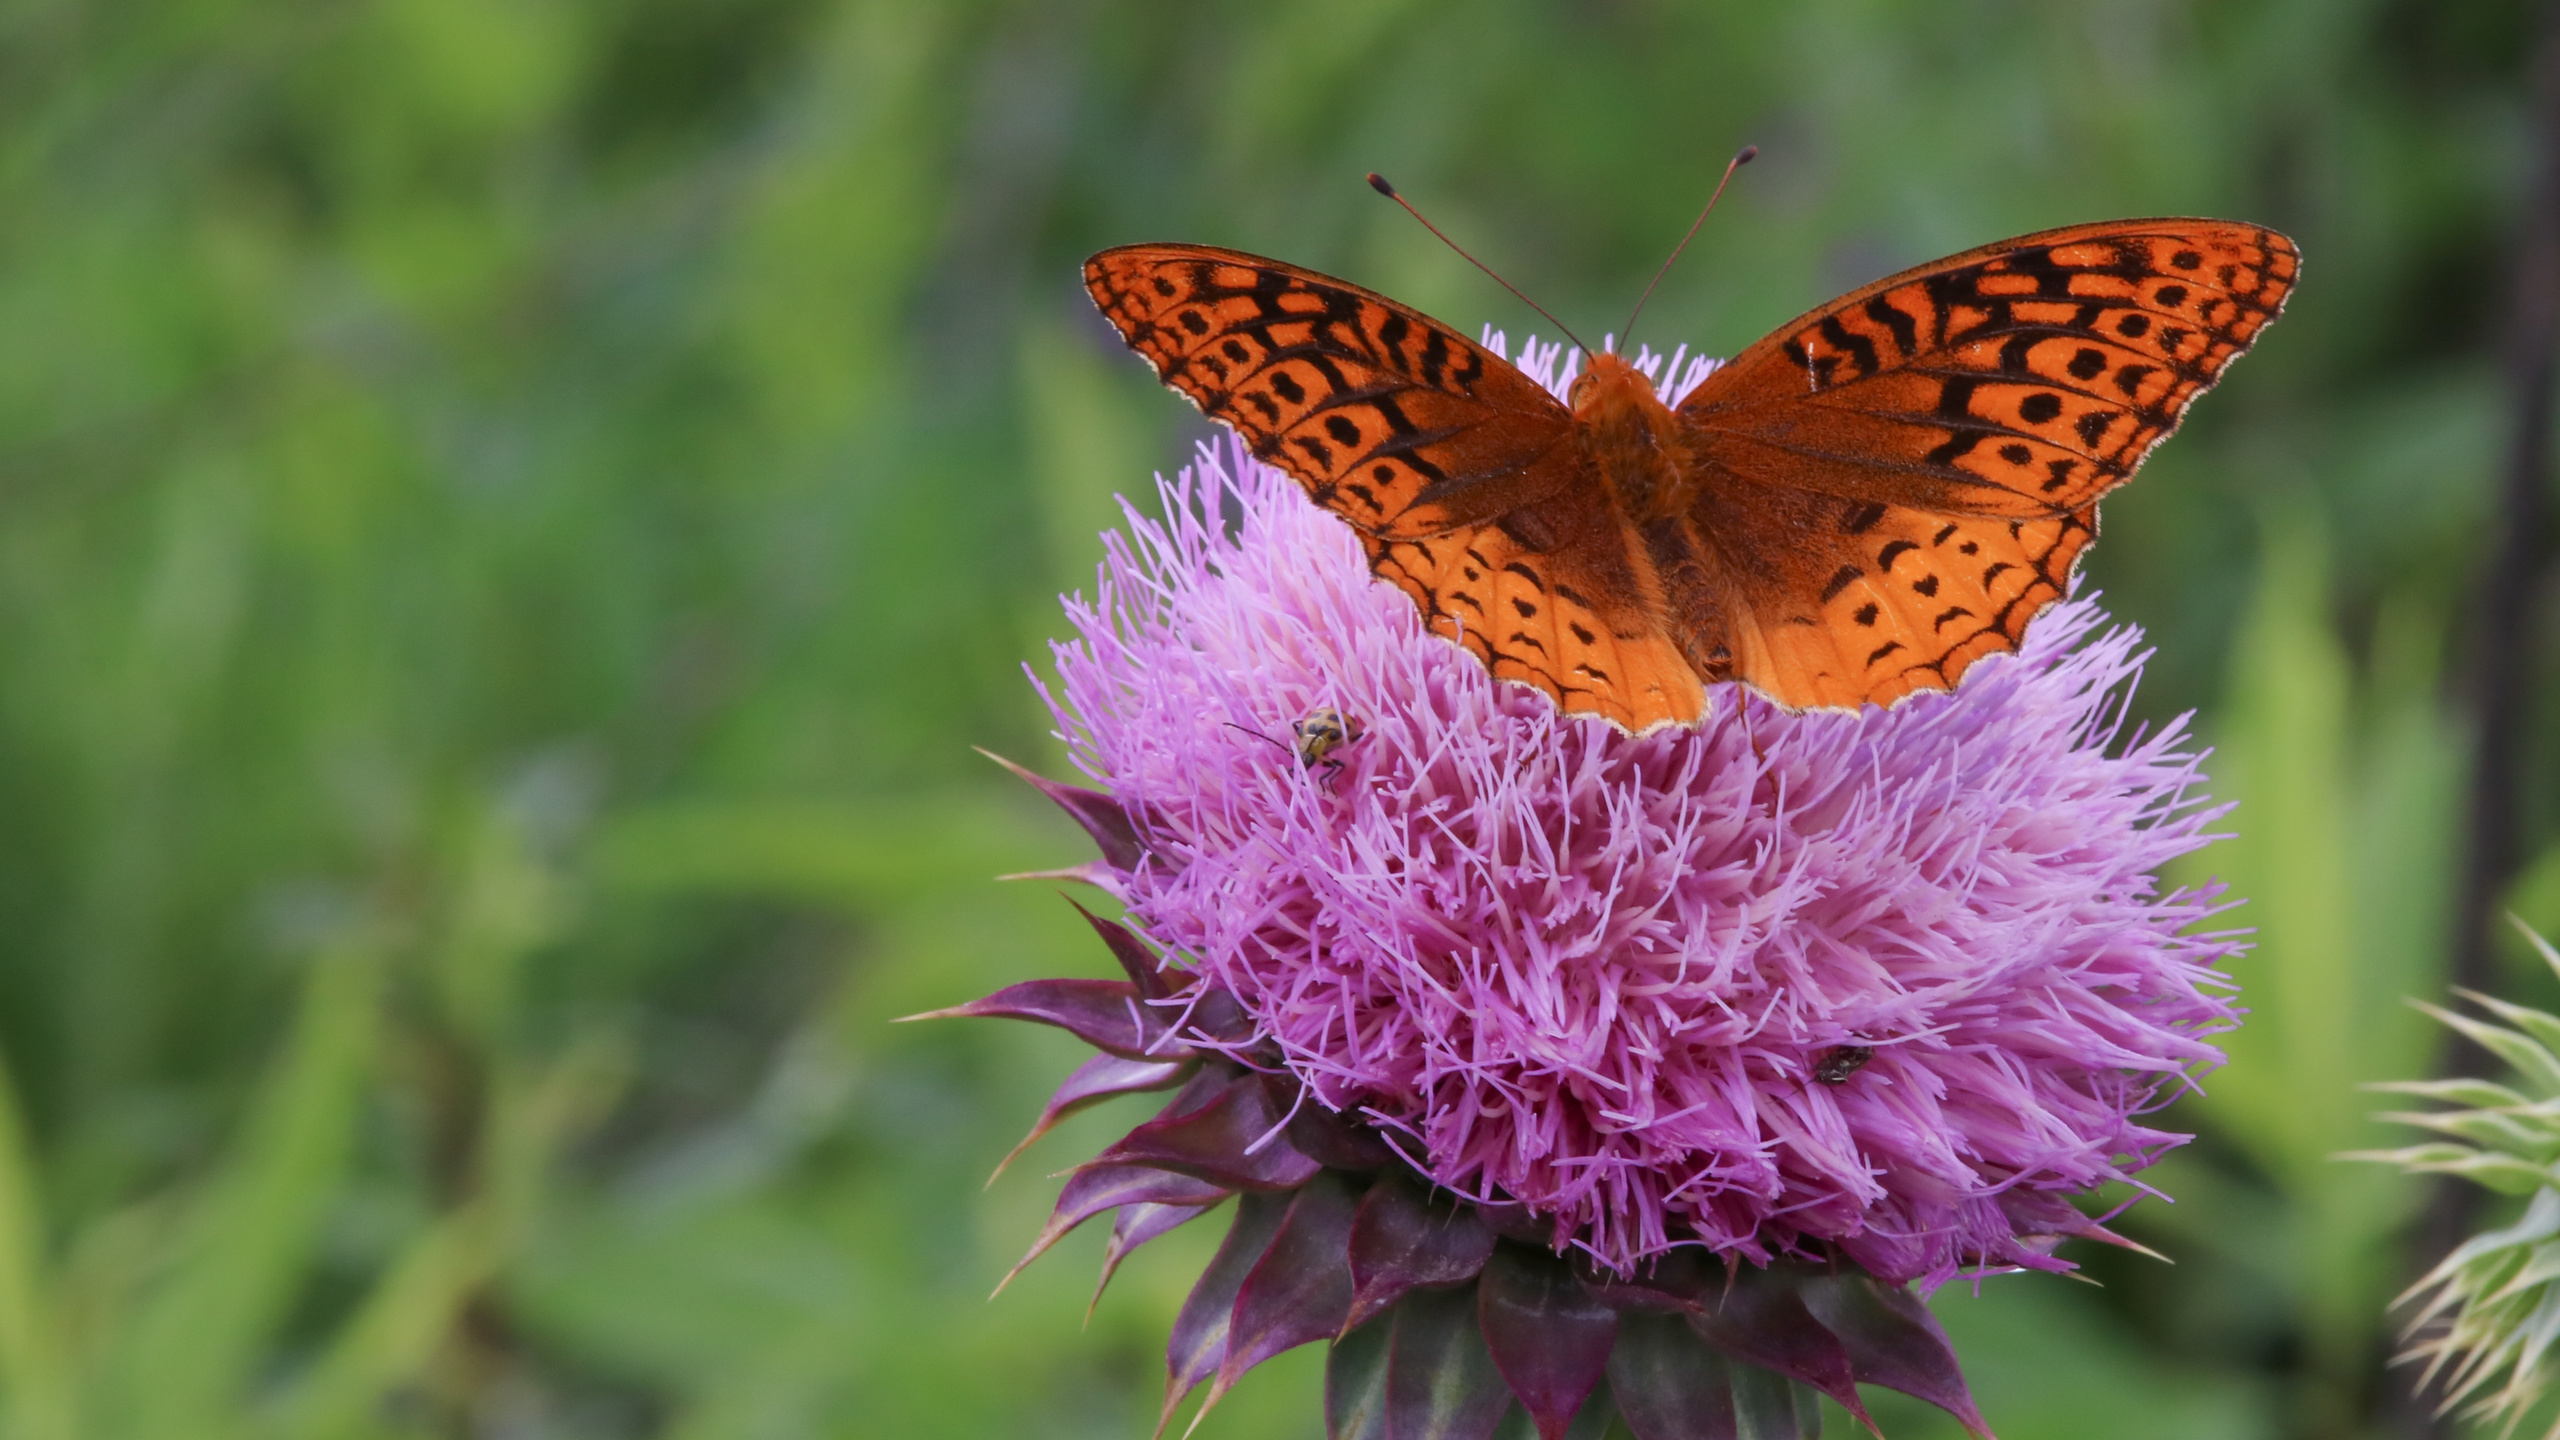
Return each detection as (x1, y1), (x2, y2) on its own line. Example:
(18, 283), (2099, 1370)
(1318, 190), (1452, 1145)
(2351, 921), (2560, 1433)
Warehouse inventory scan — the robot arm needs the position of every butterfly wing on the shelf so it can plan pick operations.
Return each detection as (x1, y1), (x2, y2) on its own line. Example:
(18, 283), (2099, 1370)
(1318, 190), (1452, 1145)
(1085, 244), (1578, 539)
(1676, 218), (2296, 709)
(1358, 501), (1709, 731)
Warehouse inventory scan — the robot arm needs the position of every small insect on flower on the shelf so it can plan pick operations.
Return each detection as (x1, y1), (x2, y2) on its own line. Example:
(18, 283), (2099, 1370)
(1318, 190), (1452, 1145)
(1225, 706), (1364, 780)
(1291, 706), (1361, 767)
(1812, 1044), (1876, 1085)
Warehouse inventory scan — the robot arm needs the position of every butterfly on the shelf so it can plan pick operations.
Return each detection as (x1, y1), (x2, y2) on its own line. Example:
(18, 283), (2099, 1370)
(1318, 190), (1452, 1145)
(1085, 219), (2296, 731)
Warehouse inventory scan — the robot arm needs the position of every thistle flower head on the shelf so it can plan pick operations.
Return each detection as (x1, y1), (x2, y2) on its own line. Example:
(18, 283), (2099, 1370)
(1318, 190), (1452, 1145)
(1041, 334), (2241, 1287)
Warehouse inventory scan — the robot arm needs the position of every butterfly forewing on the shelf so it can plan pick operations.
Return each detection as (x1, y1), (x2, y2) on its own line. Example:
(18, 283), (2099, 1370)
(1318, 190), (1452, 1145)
(1686, 221), (2297, 518)
(1084, 245), (1577, 539)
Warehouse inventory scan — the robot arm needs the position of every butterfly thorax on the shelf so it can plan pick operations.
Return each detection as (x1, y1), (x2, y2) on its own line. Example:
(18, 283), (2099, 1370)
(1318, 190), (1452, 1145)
(1568, 352), (1696, 522)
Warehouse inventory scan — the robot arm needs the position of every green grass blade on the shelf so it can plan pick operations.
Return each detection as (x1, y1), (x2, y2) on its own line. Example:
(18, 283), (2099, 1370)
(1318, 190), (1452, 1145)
(0, 1045), (75, 1440)
(274, 1203), (495, 1440)
(273, 1035), (622, 1440)
(105, 941), (382, 1440)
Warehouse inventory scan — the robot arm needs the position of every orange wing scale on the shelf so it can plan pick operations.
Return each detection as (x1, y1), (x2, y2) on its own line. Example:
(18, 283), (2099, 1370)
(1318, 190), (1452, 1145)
(1086, 219), (2296, 727)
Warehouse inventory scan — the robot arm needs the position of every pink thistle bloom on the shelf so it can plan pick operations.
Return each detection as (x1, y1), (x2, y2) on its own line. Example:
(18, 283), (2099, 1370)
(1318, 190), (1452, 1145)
(1035, 334), (2243, 1291)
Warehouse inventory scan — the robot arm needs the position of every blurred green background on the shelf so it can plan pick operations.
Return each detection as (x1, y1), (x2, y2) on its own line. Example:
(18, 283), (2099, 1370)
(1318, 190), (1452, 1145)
(0, 0), (2554, 1436)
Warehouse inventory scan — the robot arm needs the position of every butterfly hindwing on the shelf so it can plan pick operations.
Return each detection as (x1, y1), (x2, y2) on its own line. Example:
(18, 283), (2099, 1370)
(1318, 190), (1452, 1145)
(1703, 498), (2098, 710)
(1085, 244), (1577, 539)
(1683, 220), (2296, 520)
(1360, 512), (1706, 732)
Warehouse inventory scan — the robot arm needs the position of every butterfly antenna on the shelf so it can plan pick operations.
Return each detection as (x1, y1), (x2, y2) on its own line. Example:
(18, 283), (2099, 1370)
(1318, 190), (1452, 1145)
(1622, 145), (1756, 344)
(1367, 173), (1590, 354)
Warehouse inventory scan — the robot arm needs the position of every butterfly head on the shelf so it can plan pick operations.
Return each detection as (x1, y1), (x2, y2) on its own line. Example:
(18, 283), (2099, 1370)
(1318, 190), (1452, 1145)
(1564, 349), (1665, 418)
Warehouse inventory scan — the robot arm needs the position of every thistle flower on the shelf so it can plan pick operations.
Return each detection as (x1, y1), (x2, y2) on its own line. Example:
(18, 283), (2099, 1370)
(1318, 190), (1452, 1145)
(2349, 921), (2560, 1435)
(919, 337), (2244, 1439)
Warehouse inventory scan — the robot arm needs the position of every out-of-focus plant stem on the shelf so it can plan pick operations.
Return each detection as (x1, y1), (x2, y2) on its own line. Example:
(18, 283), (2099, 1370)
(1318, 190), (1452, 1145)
(2450, 0), (2560, 1014)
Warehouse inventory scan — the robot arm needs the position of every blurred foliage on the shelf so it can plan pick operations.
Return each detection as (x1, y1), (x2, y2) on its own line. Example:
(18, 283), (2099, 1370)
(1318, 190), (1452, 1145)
(0, 0), (2554, 1436)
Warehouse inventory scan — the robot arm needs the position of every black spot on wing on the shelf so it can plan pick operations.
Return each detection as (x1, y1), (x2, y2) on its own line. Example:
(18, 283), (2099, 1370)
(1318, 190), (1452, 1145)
(1419, 328), (1451, 388)
(1923, 377), (1986, 466)
(1863, 295), (1920, 357)
(1818, 314), (1880, 380)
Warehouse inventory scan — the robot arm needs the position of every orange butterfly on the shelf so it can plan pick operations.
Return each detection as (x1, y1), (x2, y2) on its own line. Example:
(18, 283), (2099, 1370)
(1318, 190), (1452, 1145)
(1085, 218), (2296, 731)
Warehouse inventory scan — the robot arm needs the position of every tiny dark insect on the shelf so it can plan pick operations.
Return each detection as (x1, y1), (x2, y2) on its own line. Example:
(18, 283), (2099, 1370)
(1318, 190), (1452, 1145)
(1226, 707), (1365, 780)
(1811, 1045), (1875, 1086)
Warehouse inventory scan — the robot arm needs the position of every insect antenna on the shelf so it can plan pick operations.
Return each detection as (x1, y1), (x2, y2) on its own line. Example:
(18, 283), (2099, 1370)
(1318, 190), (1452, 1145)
(1622, 145), (1756, 346)
(1367, 173), (1591, 355)
(1222, 721), (1293, 756)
